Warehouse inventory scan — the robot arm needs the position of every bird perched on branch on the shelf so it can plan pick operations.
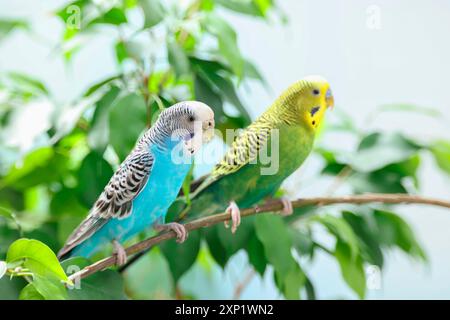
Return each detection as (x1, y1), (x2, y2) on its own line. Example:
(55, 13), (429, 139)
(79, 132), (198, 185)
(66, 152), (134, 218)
(178, 76), (334, 232)
(58, 101), (215, 265)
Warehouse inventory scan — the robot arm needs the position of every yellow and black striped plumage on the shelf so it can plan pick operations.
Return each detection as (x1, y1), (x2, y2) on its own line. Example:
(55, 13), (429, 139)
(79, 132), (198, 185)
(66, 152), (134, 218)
(182, 75), (334, 220)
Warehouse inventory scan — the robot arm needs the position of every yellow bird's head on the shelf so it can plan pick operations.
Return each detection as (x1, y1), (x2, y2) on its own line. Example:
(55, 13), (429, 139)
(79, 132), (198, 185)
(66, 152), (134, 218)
(275, 75), (334, 131)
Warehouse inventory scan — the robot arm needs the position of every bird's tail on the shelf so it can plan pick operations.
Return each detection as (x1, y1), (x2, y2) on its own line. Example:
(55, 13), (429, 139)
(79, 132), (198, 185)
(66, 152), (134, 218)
(57, 245), (73, 262)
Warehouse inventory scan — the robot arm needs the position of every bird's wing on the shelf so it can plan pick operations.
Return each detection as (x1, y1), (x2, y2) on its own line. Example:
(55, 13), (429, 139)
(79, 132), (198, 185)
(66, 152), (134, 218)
(58, 149), (154, 258)
(191, 121), (273, 195)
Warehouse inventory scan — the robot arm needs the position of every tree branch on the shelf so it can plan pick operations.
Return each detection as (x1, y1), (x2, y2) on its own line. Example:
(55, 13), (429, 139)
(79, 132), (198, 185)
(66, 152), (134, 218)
(67, 193), (450, 282)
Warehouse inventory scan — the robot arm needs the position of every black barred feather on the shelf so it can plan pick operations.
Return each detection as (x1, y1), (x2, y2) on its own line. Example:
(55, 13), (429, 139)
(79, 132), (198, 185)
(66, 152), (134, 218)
(57, 101), (211, 260)
(57, 150), (153, 259)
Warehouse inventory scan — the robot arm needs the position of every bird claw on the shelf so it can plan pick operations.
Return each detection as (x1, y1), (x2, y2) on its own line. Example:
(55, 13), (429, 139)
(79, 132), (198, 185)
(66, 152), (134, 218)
(112, 240), (127, 267)
(280, 197), (293, 216)
(224, 201), (241, 234)
(155, 222), (188, 243)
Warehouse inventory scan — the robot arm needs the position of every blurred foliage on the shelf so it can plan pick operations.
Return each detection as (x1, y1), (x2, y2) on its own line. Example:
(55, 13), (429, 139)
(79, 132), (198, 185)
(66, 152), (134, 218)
(0, 0), (449, 300)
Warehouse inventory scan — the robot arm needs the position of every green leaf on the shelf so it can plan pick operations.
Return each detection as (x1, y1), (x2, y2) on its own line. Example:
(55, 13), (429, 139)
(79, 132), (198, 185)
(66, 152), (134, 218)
(76, 152), (114, 207)
(255, 215), (294, 275)
(349, 155), (420, 194)
(253, 0), (272, 16)
(181, 165), (194, 206)
(0, 19), (28, 40)
(1, 147), (69, 190)
(202, 13), (244, 77)
(290, 228), (315, 258)
(245, 232), (267, 276)
(317, 148), (347, 175)
(115, 41), (127, 64)
(88, 86), (121, 152)
(200, 0), (215, 11)
(90, 7), (127, 25)
(430, 140), (450, 175)
(57, 215), (84, 246)
(22, 274), (68, 300)
(50, 187), (88, 217)
(83, 75), (121, 97)
(0, 188), (25, 213)
(61, 257), (126, 300)
(217, 217), (254, 258)
(194, 74), (224, 119)
(323, 109), (360, 133)
(124, 0), (138, 8)
(167, 39), (190, 78)
(6, 239), (68, 282)
(314, 214), (359, 259)
(350, 133), (420, 172)
(19, 284), (45, 300)
(123, 248), (172, 299)
(335, 240), (366, 299)
(215, 0), (263, 17)
(283, 264), (305, 299)
(140, 0), (165, 28)
(373, 210), (426, 260)
(0, 276), (27, 299)
(342, 211), (384, 267)
(69, 271), (126, 300)
(304, 276), (316, 300)
(375, 103), (442, 118)
(7, 72), (49, 95)
(203, 225), (229, 268)
(165, 199), (188, 226)
(56, 0), (89, 25)
(1, 148), (52, 187)
(160, 230), (201, 283)
(243, 59), (267, 86)
(109, 93), (147, 161)
(0, 224), (21, 259)
(191, 58), (250, 124)
(25, 223), (61, 255)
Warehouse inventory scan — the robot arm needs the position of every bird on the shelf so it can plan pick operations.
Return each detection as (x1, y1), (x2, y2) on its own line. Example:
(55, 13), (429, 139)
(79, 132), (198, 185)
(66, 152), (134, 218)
(58, 101), (215, 265)
(178, 75), (334, 233)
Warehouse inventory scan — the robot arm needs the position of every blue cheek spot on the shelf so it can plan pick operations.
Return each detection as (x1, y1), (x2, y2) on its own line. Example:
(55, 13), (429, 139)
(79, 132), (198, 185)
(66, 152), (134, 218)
(183, 133), (195, 141)
(310, 106), (320, 116)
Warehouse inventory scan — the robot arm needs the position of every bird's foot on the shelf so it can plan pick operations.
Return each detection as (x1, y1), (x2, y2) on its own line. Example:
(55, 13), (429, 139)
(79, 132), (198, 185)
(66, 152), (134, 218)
(155, 222), (188, 243)
(280, 197), (293, 216)
(224, 201), (241, 234)
(112, 240), (127, 267)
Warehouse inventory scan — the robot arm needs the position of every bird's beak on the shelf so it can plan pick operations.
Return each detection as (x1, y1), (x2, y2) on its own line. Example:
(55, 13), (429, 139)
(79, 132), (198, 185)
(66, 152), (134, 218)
(326, 88), (334, 110)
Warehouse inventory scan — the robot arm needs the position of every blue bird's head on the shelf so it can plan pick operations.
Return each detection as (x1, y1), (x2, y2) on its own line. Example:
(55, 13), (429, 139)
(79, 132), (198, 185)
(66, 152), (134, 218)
(159, 101), (215, 155)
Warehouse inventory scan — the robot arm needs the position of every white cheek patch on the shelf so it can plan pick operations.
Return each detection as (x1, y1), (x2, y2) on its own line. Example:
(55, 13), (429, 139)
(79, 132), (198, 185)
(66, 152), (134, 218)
(183, 120), (204, 155)
(183, 135), (202, 155)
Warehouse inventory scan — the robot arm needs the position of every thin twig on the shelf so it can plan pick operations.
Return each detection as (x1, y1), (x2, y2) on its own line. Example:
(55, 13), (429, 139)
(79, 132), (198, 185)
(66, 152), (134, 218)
(233, 269), (256, 300)
(324, 165), (353, 196)
(68, 193), (450, 282)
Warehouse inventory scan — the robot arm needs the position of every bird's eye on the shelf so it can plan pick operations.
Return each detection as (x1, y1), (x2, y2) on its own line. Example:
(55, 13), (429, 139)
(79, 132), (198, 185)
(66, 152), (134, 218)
(312, 89), (320, 96)
(188, 115), (195, 122)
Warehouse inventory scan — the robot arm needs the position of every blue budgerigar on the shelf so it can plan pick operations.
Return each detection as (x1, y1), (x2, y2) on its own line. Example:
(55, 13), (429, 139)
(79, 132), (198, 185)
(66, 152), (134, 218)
(58, 101), (215, 265)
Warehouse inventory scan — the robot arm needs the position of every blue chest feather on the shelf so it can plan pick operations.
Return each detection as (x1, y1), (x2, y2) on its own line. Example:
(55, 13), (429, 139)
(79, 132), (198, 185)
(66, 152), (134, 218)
(71, 139), (191, 257)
